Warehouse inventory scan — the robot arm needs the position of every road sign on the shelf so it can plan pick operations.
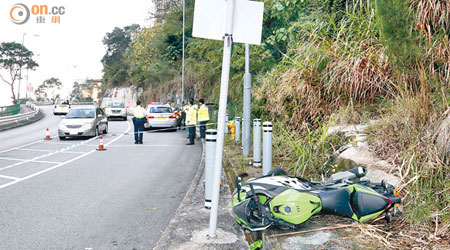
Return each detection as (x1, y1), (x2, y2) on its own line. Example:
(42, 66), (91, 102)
(192, 0), (264, 45)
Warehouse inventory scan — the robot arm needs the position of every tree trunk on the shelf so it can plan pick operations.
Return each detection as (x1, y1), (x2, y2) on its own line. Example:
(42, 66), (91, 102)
(10, 83), (16, 105)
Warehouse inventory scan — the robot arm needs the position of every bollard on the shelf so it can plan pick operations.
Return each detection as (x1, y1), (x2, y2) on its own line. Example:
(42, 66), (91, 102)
(263, 121), (272, 175)
(235, 116), (241, 142)
(253, 119), (261, 167)
(205, 129), (217, 209)
(225, 113), (229, 134)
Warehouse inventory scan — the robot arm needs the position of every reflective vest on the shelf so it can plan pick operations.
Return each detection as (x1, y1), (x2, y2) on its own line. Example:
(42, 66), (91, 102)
(198, 104), (209, 122)
(133, 106), (145, 118)
(186, 104), (198, 125)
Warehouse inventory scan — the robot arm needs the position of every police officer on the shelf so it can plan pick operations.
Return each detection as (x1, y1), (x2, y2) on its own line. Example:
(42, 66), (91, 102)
(133, 100), (146, 144)
(186, 99), (198, 145)
(197, 99), (209, 139)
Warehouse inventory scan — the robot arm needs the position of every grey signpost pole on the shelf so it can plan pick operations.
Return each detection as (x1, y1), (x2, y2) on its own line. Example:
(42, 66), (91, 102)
(243, 44), (251, 156)
(208, 0), (235, 238)
(181, 0), (185, 104)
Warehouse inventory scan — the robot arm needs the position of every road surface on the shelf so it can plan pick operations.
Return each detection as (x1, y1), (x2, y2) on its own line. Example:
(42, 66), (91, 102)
(0, 106), (202, 250)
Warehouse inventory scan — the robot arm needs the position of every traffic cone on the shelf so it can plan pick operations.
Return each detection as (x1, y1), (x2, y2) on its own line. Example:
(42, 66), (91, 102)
(44, 128), (52, 140)
(96, 135), (106, 151)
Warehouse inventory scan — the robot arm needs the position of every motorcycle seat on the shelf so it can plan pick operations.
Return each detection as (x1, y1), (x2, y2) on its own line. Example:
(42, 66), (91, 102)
(351, 190), (389, 218)
(318, 188), (354, 218)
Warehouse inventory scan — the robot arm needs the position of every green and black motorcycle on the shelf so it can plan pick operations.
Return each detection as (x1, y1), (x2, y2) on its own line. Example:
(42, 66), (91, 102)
(232, 167), (401, 231)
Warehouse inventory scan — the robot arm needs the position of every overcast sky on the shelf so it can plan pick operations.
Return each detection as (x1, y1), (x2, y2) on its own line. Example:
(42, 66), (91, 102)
(0, 0), (153, 106)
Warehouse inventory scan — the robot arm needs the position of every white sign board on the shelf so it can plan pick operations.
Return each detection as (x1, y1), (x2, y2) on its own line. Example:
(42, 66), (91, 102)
(192, 0), (264, 45)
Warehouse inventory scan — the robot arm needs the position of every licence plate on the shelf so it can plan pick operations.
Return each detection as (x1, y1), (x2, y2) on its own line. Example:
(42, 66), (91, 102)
(156, 117), (167, 121)
(61, 106), (65, 108)
(69, 131), (78, 135)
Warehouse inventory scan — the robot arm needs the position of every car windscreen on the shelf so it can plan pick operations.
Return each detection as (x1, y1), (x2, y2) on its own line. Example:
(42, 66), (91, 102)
(66, 108), (95, 119)
(148, 107), (172, 113)
(56, 99), (69, 105)
(107, 102), (125, 108)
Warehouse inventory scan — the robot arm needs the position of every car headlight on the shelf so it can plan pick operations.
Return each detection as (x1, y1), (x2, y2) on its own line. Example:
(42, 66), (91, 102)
(83, 122), (93, 128)
(58, 123), (66, 129)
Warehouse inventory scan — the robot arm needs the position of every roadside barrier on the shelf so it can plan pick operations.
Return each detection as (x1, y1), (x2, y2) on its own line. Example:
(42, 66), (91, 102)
(263, 121), (273, 175)
(0, 103), (39, 124)
(204, 129), (217, 209)
(253, 119), (262, 167)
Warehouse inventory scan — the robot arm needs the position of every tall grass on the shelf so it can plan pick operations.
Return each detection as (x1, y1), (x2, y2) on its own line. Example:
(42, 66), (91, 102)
(272, 120), (347, 178)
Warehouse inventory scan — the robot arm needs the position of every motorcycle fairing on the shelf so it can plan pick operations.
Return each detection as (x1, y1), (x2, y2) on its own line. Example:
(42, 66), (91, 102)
(269, 189), (322, 225)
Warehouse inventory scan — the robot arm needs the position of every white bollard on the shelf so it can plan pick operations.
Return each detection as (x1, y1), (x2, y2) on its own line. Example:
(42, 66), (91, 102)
(205, 129), (217, 209)
(225, 113), (229, 134)
(263, 121), (272, 175)
(235, 116), (241, 142)
(253, 119), (261, 167)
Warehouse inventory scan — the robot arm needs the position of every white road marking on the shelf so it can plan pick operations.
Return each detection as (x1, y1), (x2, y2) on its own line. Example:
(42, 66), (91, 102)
(0, 121), (131, 190)
(16, 148), (53, 152)
(15, 148), (85, 154)
(0, 157), (61, 165)
(0, 174), (21, 181)
(0, 135), (57, 154)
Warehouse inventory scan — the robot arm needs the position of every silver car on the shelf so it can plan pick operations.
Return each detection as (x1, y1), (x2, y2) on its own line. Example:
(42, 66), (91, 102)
(144, 105), (177, 131)
(58, 106), (108, 140)
(105, 102), (127, 121)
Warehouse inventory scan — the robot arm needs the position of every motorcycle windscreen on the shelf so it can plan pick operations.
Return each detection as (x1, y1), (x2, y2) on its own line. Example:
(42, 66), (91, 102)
(269, 189), (322, 225)
(232, 198), (272, 231)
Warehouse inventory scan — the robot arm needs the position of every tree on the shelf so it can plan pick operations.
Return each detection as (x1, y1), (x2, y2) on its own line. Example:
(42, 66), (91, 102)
(0, 42), (38, 104)
(101, 24), (140, 86)
(70, 81), (83, 101)
(34, 77), (62, 102)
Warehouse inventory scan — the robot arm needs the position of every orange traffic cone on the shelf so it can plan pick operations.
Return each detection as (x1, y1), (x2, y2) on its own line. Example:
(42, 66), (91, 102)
(44, 128), (52, 140)
(96, 135), (106, 151)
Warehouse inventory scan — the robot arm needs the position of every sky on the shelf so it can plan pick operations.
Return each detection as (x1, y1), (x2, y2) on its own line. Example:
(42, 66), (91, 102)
(0, 0), (153, 106)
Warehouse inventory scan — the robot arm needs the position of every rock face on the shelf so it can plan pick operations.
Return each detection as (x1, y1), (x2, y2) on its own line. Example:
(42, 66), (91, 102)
(101, 87), (137, 109)
(329, 122), (400, 186)
(434, 108), (450, 162)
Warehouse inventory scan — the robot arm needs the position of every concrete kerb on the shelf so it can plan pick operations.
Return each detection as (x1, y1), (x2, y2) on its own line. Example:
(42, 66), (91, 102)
(153, 138), (249, 250)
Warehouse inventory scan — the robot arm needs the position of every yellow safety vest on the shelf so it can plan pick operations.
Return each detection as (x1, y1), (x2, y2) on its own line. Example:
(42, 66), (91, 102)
(198, 104), (209, 122)
(186, 104), (198, 125)
(133, 106), (145, 118)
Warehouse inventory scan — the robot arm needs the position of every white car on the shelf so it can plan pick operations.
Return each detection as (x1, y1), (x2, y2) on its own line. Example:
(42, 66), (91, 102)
(53, 99), (70, 115)
(144, 104), (177, 131)
(105, 102), (127, 121)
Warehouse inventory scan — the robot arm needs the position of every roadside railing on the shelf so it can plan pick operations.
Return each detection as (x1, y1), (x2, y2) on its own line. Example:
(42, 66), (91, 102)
(0, 104), (20, 117)
(0, 103), (40, 124)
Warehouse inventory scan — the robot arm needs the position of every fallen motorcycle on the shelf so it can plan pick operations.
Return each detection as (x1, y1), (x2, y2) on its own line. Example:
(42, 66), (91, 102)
(232, 167), (401, 231)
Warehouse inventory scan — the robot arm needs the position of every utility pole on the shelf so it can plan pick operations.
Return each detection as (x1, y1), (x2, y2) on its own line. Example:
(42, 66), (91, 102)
(181, 0), (186, 104)
(243, 44), (251, 156)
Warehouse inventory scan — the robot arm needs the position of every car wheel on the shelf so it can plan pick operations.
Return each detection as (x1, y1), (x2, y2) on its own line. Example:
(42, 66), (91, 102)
(124, 116), (127, 121)
(95, 127), (100, 137)
(59, 136), (66, 140)
(103, 124), (108, 134)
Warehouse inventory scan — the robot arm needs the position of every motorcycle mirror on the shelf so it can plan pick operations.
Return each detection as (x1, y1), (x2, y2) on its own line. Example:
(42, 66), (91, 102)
(236, 177), (242, 202)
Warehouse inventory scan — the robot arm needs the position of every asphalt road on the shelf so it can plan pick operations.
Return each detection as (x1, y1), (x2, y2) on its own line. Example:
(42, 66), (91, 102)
(0, 106), (202, 250)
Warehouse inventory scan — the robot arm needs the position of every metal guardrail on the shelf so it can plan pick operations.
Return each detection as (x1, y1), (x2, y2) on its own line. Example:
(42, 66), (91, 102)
(0, 103), (40, 124)
(33, 102), (97, 106)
